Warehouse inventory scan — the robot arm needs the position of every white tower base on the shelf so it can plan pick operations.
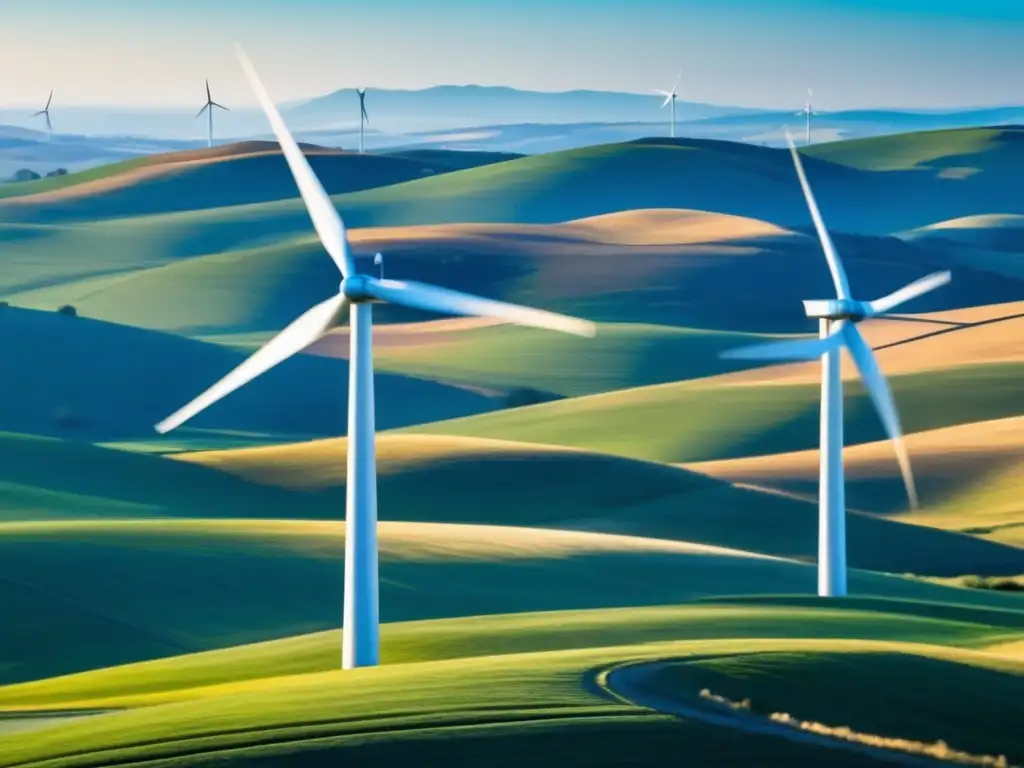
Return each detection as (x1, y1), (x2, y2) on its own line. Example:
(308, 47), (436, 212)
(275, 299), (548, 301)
(817, 317), (847, 597)
(343, 302), (380, 668)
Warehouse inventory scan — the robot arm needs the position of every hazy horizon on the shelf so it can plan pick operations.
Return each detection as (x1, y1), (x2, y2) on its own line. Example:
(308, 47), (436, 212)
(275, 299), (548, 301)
(3, 0), (1023, 112)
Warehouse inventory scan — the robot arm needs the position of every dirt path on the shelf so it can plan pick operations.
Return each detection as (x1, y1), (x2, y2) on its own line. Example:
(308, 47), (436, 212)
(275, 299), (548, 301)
(597, 660), (953, 767)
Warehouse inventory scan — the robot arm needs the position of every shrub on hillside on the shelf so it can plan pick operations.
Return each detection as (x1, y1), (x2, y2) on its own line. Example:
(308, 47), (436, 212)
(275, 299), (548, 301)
(11, 168), (41, 182)
(57, 304), (77, 317)
(45, 167), (69, 177)
(503, 387), (564, 409)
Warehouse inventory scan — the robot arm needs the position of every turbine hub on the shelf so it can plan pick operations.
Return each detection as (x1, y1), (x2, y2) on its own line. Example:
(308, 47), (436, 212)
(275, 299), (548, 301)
(802, 298), (866, 321)
(341, 274), (377, 303)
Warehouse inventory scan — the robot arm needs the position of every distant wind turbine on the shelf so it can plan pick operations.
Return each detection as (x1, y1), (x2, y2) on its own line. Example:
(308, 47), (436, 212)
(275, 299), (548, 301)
(654, 71), (682, 138)
(196, 79), (229, 148)
(721, 130), (951, 598)
(31, 90), (54, 140)
(796, 88), (819, 146)
(154, 45), (597, 671)
(356, 88), (369, 154)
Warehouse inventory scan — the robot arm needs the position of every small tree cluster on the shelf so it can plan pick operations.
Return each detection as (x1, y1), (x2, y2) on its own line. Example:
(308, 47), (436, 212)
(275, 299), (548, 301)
(57, 304), (77, 317)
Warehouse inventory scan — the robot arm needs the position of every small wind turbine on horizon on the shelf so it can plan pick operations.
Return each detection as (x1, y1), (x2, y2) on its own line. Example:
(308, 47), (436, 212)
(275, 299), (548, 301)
(356, 88), (369, 154)
(196, 79), (229, 148)
(654, 71), (681, 139)
(31, 90), (54, 140)
(797, 88), (819, 146)
(721, 130), (951, 598)
(154, 45), (597, 671)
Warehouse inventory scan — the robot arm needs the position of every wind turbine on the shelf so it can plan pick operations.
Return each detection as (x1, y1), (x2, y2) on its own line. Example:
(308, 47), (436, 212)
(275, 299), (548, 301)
(721, 131), (951, 598)
(196, 79), (229, 148)
(32, 90), (54, 140)
(356, 88), (369, 154)
(154, 45), (597, 670)
(796, 88), (819, 146)
(654, 71), (681, 139)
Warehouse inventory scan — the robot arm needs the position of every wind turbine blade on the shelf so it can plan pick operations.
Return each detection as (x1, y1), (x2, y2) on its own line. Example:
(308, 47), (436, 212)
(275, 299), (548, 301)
(720, 329), (843, 361)
(196, 104), (210, 118)
(31, 110), (45, 117)
(865, 271), (951, 316)
(206, 79), (212, 102)
(212, 101), (230, 111)
(661, 94), (673, 108)
(155, 294), (349, 434)
(785, 129), (852, 300)
(46, 90), (53, 110)
(366, 278), (596, 337)
(840, 323), (918, 509)
(45, 113), (52, 133)
(361, 105), (370, 124)
(672, 69), (682, 94)
(653, 89), (672, 96)
(234, 44), (354, 278)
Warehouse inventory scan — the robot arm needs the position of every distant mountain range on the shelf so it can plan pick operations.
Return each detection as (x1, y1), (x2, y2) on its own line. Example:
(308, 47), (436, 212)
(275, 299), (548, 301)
(1, 85), (1023, 178)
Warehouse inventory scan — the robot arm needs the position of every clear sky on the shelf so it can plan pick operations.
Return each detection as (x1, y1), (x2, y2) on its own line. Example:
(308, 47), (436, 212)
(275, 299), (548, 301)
(3, 0), (1022, 110)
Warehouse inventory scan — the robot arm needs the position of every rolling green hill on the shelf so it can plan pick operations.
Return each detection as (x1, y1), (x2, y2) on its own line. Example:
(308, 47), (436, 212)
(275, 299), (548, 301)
(0, 142), (518, 222)
(1, 631), (1021, 767)
(178, 434), (1024, 577)
(0, 307), (494, 440)
(5, 210), (1021, 339)
(898, 213), (1024, 280)
(3, 599), (1021, 710)
(400, 360), (1024, 464)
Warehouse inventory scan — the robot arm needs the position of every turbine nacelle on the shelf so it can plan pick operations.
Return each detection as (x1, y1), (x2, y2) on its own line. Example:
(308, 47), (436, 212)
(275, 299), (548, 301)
(341, 274), (379, 303)
(802, 298), (867, 321)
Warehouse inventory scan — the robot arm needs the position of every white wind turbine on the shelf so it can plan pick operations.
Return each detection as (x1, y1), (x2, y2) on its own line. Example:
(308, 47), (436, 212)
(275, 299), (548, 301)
(32, 90), (54, 141)
(654, 71), (682, 138)
(356, 88), (369, 154)
(796, 88), (819, 146)
(154, 45), (597, 670)
(197, 79), (230, 148)
(721, 131), (951, 598)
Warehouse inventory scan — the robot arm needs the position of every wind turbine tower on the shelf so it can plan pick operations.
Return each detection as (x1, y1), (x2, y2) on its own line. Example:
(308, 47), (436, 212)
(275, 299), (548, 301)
(196, 79), (230, 148)
(797, 88), (819, 146)
(654, 72), (682, 138)
(155, 45), (597, 671)
(722, 131), (951, 597)
(356, 88), (369, 154)
(32, 90), (54, 141)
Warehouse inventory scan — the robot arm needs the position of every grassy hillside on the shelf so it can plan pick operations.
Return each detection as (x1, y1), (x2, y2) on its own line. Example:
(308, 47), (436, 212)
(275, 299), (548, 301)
(690, 417), (1024, 547)
(0, 307), (494, 440)
(6, 209), (1021, 339)
(1, 634), (1021, 767)
(628, 644), (1024, 764)
(898, 213), (1024, 280)
(0, 142), (518, 222)
(3, 599), (1020, 709)
(3, 516), (1024, 686)
(400, 360), (1024, 464)
(179, 434), (1024, 577)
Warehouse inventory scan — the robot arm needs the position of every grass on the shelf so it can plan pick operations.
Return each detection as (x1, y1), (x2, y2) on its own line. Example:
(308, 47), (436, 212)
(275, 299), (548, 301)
(0, 306), (494, 441)
(2, 516), (1023, 686)
(689, 417), (1024, 547)
(2, 598), (1021, 710)
(1, 636), (1022, 767)
(399, 361), (1024, 464)
(178, 433), (1024, 577)
(0, 144), (515, 222)
(635, 646), (1024, 764)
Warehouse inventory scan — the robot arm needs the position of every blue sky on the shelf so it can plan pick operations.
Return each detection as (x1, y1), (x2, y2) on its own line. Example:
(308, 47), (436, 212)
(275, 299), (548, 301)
(3, 0), (1022, 109)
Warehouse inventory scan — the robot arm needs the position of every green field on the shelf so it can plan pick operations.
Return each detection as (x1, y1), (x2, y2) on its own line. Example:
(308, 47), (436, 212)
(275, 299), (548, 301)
(1, 622), (1022, 766)
(400, 361), (1024, 463)
(1, 125), (1023, 766)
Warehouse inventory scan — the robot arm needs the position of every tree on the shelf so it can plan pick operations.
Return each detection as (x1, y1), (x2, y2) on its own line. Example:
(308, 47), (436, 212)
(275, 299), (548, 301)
(11, 168), (41, 182)
(57, 304), (77, 317)
(503, 387), (564, 409)
(45, 168), (69, 178)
